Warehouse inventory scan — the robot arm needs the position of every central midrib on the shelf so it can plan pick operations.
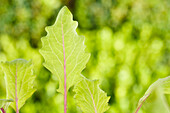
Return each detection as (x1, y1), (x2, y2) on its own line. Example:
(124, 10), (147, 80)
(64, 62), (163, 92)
(85, 81), (97, 113)
(61, 15), (67, 113)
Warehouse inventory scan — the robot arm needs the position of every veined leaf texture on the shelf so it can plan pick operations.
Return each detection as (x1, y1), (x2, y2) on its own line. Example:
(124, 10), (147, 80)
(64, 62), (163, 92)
(40, 6), (110, 113)
(1, 59), (36, 111)
(40, 6), (90, 94)
(74, 78), (110, 113)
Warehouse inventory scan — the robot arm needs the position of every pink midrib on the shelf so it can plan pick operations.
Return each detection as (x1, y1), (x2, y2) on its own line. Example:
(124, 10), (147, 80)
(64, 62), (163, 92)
(91, 93), (97, 113)
(61, 20), (67, 113)
(87, 85), (97, 113)
(15, 65), (19, 113)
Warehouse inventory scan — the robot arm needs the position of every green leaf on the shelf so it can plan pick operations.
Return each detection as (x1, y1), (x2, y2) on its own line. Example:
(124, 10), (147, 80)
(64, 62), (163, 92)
(39, 6), (90, 94)
(1, 59), (36, 111)
(0, 99), (13, 108)
(135, 76), (170, 113)
(74, 78), (110, 113)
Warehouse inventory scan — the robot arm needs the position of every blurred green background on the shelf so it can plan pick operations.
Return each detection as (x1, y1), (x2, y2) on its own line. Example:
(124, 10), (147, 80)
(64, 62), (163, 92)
(0, 0), (170, 113)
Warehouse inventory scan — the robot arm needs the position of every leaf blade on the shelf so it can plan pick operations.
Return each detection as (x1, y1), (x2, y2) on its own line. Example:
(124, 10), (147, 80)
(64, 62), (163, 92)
(135, 76), (170, 113)
(1, 59), (36, 111)
(40, 6), (90, 94)
(74, 78), (110, 113)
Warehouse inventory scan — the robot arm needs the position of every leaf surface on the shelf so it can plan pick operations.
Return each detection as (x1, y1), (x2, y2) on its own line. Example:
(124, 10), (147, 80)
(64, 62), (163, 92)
(74, 78), (110, 113)
(135, 76), (170, 113)
(40, 6), (90, 94)
(1, 59), (36, 111)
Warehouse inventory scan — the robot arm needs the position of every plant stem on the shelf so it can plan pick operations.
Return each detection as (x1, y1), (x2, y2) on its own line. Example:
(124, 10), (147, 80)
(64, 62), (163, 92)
(1, 108), (6, 113)
(61, 18), (67, 113)
(15, 65), (19, 113)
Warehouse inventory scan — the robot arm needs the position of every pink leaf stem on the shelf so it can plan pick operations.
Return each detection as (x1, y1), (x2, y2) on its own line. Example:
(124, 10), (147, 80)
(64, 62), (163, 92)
(0, 108), (6, 113)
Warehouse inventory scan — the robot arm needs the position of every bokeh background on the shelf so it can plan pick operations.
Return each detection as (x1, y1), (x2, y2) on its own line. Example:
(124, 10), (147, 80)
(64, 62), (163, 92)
(0, 0), (170, 113)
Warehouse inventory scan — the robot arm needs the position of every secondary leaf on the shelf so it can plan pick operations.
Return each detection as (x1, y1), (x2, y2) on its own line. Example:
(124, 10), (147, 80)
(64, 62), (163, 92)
(40, 6), (90, 94)
(0, 99), (13, 109)
(1, 59), (36, 111)
(135, 76), (170, 113)
(74, 78), (110, 113)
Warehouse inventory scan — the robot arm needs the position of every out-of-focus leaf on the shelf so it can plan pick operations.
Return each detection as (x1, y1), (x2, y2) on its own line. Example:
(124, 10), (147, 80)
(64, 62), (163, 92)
(74, 78), (110, 113)
(39, 6), (90, 94)
(1, 59), (36, 111)
(135, 76), (170, 113)
(0, 99), (13, 108)
(0, 99), (13, 112)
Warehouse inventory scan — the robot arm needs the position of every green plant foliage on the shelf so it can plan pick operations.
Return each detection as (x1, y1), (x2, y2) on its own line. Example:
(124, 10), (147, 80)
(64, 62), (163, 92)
(40, 6), (90, 94)
(1, 59), (36, 111)
(0, 99), (13, 108)
(0, 0), (169, 112)
(136, 76), (170, 113)
(74, 78), (110, 113)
